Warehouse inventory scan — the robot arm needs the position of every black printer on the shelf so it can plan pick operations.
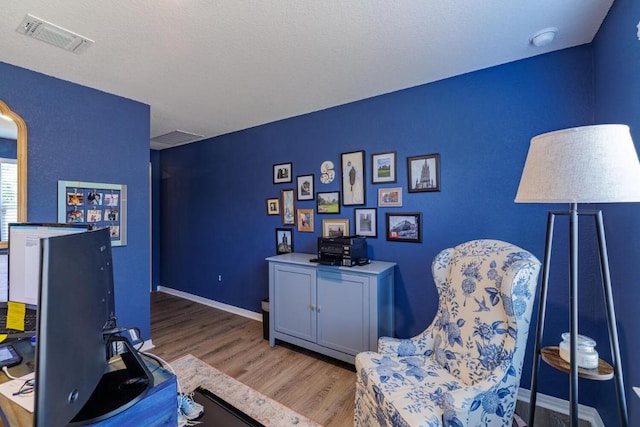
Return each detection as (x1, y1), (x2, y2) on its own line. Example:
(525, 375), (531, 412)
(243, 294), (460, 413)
(317, 236), (368, 267)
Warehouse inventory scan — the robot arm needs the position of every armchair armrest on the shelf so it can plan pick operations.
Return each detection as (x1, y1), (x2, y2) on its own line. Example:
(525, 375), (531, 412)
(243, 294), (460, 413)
(377, 336), (404, 354)
(377, 326), (437, 356)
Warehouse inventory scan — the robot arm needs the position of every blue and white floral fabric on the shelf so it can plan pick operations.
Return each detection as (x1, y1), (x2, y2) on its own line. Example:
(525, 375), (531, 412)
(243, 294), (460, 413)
(355, 240), (540, 427)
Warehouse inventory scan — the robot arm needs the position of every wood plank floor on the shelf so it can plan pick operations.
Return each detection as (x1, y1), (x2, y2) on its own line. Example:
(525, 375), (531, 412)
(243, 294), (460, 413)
(149, 291), (356, 427)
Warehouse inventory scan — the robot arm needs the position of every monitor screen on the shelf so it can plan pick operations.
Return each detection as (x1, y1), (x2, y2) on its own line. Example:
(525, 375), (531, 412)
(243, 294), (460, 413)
(34, 227), (116, 426)
(9, 223), (90, 306)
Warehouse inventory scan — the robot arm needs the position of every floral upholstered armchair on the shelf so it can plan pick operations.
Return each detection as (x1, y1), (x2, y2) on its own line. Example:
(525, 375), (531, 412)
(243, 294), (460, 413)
(355, 239), (541, 427)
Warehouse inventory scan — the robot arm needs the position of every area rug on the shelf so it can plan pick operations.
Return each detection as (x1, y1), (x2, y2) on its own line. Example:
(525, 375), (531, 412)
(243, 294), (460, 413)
(170, 354), (323, 427)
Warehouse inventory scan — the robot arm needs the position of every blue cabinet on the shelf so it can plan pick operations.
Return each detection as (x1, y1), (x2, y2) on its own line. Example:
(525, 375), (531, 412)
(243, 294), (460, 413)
(272, 262), (317, 342)
(267, 253), (395, 364)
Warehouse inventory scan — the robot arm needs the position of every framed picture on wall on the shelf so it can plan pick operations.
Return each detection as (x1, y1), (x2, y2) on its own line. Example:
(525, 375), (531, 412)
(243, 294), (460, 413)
(407, 154), (440, 192)
(377, 187), (403, 207)
(275, 228), (293, 254)
(273, 162), (293, 184)
(58, 180), (127, 246)
(386, 212), (421, 243)
(281, 189), (296, 225)
(341, 151), (366, 205)
(354, 208), (377, 238)
(371, 151), (396, 183)
(266, 198), (280, 215)
(296, 174), (314, 200)
(316, 191), (340, 214)
(322, 219), (349, 238)
(297, 208), (314, 232)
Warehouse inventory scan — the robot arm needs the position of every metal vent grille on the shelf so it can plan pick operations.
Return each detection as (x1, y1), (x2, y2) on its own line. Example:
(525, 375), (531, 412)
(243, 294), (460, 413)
(16, 14), (94, 54)
(151, 130), (205, 147)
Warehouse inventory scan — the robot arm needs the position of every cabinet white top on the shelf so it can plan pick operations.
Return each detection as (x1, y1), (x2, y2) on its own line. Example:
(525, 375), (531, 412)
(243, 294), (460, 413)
(266, 252), (396, 275)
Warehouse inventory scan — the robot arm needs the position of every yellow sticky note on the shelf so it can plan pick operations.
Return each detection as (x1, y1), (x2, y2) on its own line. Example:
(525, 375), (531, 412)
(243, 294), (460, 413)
(6, 301), (26, 331)
(0, 335), (6, 343)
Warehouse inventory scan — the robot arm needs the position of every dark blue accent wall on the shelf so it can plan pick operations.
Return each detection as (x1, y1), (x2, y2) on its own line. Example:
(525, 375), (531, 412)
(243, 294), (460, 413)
(158, 43), (634, 411)
(591, 0), (640, 425)
(0, 61), (152, 338)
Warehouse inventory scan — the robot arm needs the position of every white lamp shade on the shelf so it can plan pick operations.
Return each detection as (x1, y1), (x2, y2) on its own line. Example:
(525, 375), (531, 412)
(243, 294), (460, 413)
(515, 124), (640, 203)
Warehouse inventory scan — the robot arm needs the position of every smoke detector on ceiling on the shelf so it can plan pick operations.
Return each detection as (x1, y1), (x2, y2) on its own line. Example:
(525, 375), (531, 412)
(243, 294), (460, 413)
(530, 27), (558, 47)
(16, 14), (94, 54)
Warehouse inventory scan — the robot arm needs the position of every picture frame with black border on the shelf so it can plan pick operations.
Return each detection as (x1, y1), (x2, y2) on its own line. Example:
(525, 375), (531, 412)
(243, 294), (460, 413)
(371, 151), (396, 184)
(316, 191), (340, 214)
(296, 174), (314, 200)
(322, 219), (349, 238)
(377, 187), (403, 207)
(281, 189), (296, 225)
(341, 150), (366, 205)
(266, 198), (280, 215)
(273, 162), (293, 184)
(386, 212), (421, 243)
(354, 208), (377, 238)
(275, 228), (293, 254)
(297, 208), (314, 232)
(407, 154), (440, 192)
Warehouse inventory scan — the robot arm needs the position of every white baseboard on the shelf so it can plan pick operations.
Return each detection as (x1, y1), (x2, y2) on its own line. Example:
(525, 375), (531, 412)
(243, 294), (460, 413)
(517, 387), (604, 427)
(157, 286), (263, 322)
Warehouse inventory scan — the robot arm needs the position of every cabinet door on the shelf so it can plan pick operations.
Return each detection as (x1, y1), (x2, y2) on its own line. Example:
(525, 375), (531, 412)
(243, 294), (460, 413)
(316, 270), (369, 355)
(273, 264), (316, 342)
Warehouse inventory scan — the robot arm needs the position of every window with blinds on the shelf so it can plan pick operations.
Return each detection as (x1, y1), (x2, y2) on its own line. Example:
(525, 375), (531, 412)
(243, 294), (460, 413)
(0, 158), (17, 241)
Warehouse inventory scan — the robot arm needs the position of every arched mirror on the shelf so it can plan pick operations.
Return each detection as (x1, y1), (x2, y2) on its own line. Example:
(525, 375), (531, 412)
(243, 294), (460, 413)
(0, 100), (27, 249)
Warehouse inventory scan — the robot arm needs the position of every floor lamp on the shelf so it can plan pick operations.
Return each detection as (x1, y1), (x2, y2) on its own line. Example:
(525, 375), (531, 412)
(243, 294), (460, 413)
(515, 124), (640, 427)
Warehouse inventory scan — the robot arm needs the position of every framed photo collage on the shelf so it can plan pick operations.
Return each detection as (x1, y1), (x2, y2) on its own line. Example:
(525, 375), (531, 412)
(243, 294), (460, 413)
(269, 151), (440, 253)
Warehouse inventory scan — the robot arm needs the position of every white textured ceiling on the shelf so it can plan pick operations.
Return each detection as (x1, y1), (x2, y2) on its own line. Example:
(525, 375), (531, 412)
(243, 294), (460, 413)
(0, 1), (613, 149)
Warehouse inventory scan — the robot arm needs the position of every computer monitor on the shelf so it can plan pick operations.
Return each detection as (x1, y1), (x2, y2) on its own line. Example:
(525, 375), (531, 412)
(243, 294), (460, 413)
(8, 223), (90, 306)
(34, 227), (151, 426)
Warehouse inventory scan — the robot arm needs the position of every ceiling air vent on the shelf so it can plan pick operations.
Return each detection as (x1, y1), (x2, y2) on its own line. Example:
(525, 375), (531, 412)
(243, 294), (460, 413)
(16, 14), (94, 54)
(151, 130), (205, 148)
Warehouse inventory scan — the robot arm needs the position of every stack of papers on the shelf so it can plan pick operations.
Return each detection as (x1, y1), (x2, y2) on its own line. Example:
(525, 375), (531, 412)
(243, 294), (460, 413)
(0, 372), (35, 412)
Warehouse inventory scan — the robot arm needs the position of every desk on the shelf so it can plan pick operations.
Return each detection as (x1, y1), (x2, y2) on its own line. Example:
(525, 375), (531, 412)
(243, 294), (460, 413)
(0, 339), (177, 426)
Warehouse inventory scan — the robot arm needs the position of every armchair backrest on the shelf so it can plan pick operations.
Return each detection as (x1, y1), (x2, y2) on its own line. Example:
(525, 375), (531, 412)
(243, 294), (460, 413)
(430, 239), (540, 386)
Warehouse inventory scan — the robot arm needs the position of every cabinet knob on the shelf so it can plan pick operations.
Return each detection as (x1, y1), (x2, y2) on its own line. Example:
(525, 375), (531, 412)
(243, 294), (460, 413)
(309, 304), (315, 310)
(316, 306), (321, 312)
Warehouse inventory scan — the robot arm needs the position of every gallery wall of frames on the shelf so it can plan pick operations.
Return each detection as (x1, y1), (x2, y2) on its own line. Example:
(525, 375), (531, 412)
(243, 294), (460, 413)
(268, 151), (440, 253)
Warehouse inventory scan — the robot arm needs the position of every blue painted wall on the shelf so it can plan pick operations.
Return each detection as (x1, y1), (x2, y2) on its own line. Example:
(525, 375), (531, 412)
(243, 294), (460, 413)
(591, 0), (640, 425)
(0, 61), (152, 339)
(158, 42), (635, 410)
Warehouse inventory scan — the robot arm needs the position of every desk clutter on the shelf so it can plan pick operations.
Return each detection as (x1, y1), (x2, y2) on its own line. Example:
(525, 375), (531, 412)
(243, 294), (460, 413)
(0, 302), (36, 339)
(0, 338), (179, 426)
(0, 371), (35, 413)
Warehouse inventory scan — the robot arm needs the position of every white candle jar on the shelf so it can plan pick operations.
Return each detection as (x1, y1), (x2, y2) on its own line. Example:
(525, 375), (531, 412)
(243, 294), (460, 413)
(559, 333), (599, 370)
